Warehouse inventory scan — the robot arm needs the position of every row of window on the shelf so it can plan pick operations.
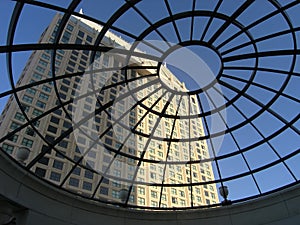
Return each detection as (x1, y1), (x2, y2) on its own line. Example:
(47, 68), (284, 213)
(33, 162), (214, 204)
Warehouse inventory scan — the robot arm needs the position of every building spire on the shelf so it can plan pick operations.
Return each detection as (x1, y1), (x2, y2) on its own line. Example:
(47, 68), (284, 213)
(79, 8), (84, 15)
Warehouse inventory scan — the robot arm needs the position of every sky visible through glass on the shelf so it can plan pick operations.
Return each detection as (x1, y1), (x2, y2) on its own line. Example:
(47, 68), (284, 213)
(0, 0), (299, 205)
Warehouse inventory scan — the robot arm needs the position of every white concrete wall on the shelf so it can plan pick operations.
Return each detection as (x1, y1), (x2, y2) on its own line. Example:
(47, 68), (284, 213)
(0, 150), (299, 225)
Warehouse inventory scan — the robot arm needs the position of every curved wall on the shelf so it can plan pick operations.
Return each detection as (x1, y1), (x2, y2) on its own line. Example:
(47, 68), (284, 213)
(0, 151), (299, 225)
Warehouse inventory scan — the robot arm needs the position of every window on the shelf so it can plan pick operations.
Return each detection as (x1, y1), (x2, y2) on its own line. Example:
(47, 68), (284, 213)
(63, 30), (71, 39)
(179, 199), (186, 206)
(36, 101), (46, 109)
(76, 65), (84, 72)
(161, 194), (166, 201)
(158, 151), (163, 158)
(211, 193), (216, 199)
(100, 187), (108, 195)
(169, 171), (175, 177)
(58, 140), (68, 148)
(60, 85), (69, 93)
(139, 168), (145, 175)
(22, 95), (33, 104)
(85, 35), (93, 42)
(21, 138), (33, 147)
(41, 54), (50, 60)
(128, 195), (134, 203)
(26, 127), (35, 136)
(32, 109), (43, 117)
(52, 29), (57, 37)
(73, 155), (80, 162)
(39, 93), (49, 101)
(42, 85), (51, 93)
(20, 104), (29, 113)
(80, 60), (86, 66)
(87, 151), (96, 158)
(138, 187), (145, 195)
(26, 88), (36, 95)
(47, 125), (57, 134)
(83, 170), (93, 179)
(53, 160), (64, 170)
(82, 181), (92, 191)
(111, 182), (120, 188)
(57, 49), (65, 55)
(107, 130), (113, 137)
(36, 66), (45, 73)
(59, 93), (66, 100)
(66, 24), (74, 31)
(55, 151), (65, 159)
(172, 197), (178, 204)
(14, 112), (25, 122)
(86, 160), (95, 168)
(62, 79), (71, 85)
(38, 157), (49, 165)
(82, 49), (89, 56)
(151, 201), (158, 207)
(75, 38), (82, 44)
(56, 54), (63, 60)
(77, 136), (86, 145)
(1, 143), (14, 154)
(105, 138), (112, 145)
(113, 170), (121, 177)
(150, 172), (156, 179)
(71, 50), (78, 56)
(70, 55), (77, 62)
(171, 188), (177, 195)
(50, 116), (60, 124)
(79, 55), (87, 63)
(53, 109), (62, 116)
(35, 167), (46, 178)
(38, 60), (48, 67)
(78, 30), (84, 38)
(66, 66), (74, 73)
(63, 121), (72, 129)
(50, 172), (61, 182)
(69, 178), (79, 187)
(112, 190), (119, 198)
(45, 135), (54, 144)
(128, 165), (135, 172)
(151, 191), (157, 198)
(103, 54), (109, 66)
(61, 32), (71, 43)
(32, 73), (42, 80)
(196, 196), (202, 202)
(94, 51), (101, 61)
(138, 197), (145, 205)
(102, 177), (109, 184)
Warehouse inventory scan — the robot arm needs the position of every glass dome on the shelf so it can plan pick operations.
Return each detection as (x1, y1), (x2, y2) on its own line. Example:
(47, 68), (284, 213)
(0, 0), (299, 210)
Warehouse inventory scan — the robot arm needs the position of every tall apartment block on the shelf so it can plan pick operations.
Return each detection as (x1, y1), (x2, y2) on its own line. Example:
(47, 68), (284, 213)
(0, 12), (218, 208)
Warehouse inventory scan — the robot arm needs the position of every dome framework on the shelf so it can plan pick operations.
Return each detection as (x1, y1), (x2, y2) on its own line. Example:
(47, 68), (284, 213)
(0, 0), (299, 209)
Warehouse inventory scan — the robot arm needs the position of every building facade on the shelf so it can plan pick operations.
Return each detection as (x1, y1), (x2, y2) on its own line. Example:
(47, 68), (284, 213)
(0, 12), (218, 208)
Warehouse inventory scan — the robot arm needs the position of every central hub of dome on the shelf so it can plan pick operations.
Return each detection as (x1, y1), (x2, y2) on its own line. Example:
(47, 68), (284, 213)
(159, 43), (222, 94)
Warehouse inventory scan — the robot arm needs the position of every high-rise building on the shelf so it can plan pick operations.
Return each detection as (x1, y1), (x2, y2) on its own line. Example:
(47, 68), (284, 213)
(0, 12), (218, 208)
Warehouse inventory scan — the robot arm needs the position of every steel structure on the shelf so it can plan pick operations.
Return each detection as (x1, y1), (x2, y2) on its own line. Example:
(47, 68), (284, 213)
(0, 0), (299, 209)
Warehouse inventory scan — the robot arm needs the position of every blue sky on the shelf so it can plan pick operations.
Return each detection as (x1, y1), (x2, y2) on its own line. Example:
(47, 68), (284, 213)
(0, 0), (299, 203)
